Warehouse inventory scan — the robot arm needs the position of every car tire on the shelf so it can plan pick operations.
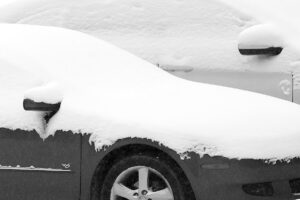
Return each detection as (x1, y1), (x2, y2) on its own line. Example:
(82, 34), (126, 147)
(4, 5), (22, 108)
(99, 154), (191, 200)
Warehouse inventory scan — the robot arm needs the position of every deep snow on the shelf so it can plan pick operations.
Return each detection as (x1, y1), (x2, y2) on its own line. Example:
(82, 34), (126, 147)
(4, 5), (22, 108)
(0, 0), (300, 75)
(1, 24), (300, 161)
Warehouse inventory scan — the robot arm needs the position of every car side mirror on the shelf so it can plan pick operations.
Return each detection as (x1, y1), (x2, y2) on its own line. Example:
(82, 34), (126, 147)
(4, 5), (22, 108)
(23, 81), (62, 113)
(23, 98), (61, 112)
(238, 24), (283, 56)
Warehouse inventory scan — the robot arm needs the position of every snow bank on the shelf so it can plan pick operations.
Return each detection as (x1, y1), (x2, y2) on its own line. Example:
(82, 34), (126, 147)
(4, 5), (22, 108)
(1, 24), (300, 161)
(1, 0), (300, 74)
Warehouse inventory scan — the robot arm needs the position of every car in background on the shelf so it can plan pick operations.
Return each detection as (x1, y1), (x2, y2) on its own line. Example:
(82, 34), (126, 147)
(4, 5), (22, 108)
(0, 0), (300, 106)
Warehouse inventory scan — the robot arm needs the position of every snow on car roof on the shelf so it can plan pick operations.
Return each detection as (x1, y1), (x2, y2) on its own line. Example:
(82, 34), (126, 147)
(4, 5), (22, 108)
(1, 23), (300, 161)
(0, 0), (299, 74)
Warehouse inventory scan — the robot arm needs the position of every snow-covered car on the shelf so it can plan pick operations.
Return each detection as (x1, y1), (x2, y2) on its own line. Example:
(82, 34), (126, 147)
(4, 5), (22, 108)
(1, 0), (299, 105)
(0, 24), (300, 200)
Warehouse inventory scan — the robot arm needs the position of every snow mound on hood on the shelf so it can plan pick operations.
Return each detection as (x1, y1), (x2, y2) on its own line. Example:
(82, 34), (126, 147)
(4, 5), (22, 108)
(1, 24), (300, 161)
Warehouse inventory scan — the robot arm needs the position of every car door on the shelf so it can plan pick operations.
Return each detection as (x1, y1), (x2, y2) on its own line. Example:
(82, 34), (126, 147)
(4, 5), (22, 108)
(0, 128), (81, 200)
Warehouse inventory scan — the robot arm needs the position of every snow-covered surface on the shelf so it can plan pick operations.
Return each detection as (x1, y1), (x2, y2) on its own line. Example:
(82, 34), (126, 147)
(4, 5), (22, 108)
(1, 24), (300, 161)
(220, 0), (300, 53)
(24, 81), (63, 104)
(0, 0), (299, 74)
(238, 24), (284, 50)
(0, 0), (19, 7)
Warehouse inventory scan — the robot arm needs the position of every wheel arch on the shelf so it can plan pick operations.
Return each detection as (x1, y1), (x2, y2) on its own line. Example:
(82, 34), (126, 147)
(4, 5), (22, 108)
(89, 138), (198, 200)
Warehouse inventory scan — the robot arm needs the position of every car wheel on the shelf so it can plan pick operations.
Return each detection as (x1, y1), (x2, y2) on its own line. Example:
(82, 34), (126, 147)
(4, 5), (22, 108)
(100, 154), (189, 200)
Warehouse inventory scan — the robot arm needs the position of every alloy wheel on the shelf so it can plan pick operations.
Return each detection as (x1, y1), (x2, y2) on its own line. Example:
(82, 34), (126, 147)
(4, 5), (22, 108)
(110, 166), (174, 200)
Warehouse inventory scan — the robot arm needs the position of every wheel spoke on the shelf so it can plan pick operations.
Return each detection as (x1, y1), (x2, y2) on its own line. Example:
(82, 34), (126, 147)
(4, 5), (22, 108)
(112, 183), (136, 200)
(146, 188), (174, 200)
(138, 167), (149, 192)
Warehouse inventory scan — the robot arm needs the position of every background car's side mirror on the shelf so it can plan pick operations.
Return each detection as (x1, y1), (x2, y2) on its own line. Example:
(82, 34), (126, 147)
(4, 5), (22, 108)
(238, 47), (283, 56)
(23, 98), (61, 112)
(238, 24), (283, 56)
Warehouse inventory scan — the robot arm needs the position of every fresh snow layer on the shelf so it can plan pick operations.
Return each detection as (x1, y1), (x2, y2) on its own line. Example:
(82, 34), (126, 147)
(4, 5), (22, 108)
(0, 0), (19, 7)
(24, 81), (63, 104)
(238, 24), (284, 49)
(220, 0), (300, 53)
(1, 24), (300, 161)
(0, 0), (300, 74)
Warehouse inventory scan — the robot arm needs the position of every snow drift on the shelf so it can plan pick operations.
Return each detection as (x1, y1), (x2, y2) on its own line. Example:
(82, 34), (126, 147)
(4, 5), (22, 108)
(1, 24), (300, 161)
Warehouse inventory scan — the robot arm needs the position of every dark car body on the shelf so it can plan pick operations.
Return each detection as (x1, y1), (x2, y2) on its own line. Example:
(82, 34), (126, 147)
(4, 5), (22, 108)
(1, 128), (299, 200)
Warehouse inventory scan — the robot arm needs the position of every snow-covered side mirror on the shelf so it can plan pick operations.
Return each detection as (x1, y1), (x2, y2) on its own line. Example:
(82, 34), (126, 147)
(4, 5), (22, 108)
(23, 81), (62, 112)
(23, 99), (60, 112)
(238, 24), (283, 56)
